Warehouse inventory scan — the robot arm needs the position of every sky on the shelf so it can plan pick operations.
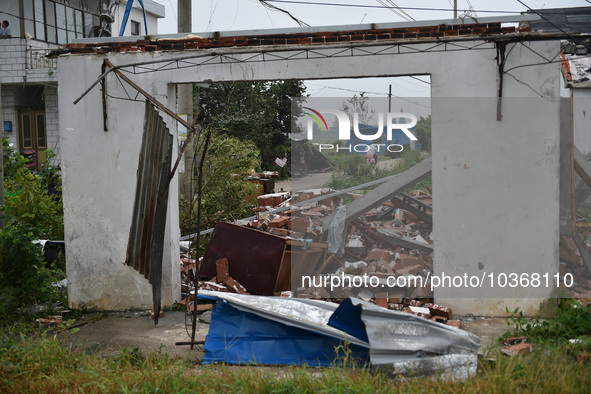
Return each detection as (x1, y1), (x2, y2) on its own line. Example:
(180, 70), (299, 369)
(150, 0), (588, 99)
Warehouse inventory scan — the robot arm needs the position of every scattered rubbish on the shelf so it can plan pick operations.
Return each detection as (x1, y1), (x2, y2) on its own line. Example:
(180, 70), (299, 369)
(177, 163), (457, 325)
(51, 278), (68, 288)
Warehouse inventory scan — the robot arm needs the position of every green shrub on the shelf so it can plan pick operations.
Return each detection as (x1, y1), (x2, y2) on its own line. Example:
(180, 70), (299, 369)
(0, 139), (66, 322)
(179, 133), (261, 238)
(502, 300), (591, 345)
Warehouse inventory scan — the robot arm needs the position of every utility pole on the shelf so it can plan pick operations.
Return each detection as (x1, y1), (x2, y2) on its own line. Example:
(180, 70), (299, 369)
(388, 84), (392, 112)
(453, 0), (457, 19)
(177, 0), (194, 200)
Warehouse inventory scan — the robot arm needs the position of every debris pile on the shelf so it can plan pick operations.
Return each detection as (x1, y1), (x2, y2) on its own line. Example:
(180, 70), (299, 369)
(177, 184), (470, 329)
(559, 235), (591, 297)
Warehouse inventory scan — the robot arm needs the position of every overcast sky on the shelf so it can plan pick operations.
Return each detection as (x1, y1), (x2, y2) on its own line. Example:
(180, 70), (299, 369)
(151, 0), (588, 98)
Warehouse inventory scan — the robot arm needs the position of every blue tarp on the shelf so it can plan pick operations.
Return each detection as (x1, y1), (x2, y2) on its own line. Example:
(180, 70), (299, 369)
(202, 301), (369, 366)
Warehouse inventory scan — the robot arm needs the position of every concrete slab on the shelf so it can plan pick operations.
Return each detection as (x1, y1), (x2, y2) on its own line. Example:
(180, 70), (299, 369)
(59, 311), (209, 362)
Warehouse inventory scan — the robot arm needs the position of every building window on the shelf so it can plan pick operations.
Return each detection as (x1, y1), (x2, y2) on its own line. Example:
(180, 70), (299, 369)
(130, 20), (140, 36)
(22, 0), (103, 44)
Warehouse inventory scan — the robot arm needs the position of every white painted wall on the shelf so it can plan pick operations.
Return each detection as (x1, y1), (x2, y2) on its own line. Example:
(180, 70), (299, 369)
(573, 90), (591, 156)
(59, 39), (562, 315)
(58, 54), (179, 309)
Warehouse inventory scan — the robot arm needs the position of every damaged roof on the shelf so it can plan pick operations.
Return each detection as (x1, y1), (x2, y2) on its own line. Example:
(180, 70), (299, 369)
(61, 14), (542, 55)
(561, 41), (591, 88)
(526, 7), (591, 34)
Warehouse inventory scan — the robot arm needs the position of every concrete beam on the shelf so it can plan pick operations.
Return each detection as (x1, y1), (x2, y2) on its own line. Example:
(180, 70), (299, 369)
(322, 157), (432, 230)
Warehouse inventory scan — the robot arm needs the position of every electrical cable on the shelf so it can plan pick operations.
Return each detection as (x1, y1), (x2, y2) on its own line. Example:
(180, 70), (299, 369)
(384, 0), (416, 21)
(516, 0), (577, 41)
(263, 0), (529, 14)
(258, 0), (310, 27)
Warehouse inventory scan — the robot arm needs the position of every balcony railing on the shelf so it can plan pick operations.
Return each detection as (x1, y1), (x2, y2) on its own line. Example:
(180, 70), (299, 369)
(27, 46), (57, 70)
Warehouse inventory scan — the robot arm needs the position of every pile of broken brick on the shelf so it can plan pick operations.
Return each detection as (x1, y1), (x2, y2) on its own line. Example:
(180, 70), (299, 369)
(179, 187), (467, 328)
(179, 186), (591, 330)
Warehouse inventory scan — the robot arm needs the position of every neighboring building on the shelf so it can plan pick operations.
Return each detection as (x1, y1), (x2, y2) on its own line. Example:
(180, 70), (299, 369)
(0, 0), (164, 169)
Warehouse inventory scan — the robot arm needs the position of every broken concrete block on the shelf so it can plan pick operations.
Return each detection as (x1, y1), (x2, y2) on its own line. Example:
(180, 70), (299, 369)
(433, 316), (448, 324)
(215, 258), (229, 282)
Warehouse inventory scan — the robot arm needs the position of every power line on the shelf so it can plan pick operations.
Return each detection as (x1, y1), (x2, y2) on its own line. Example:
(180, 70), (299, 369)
(376, 0), (415, 22)
(264, 0), (525, 14)
(258, 0), (310, 27)
(516, 0), (577, 41)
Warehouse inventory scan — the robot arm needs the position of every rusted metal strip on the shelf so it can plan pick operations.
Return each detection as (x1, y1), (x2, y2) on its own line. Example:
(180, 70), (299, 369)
(103, 59), (194, 130)
(125, 100), (173, 325)
(101, 59), (198, 188)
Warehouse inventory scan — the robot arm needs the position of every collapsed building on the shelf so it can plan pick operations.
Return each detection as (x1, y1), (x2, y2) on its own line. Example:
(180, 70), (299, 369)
(56, 10), (591, 318)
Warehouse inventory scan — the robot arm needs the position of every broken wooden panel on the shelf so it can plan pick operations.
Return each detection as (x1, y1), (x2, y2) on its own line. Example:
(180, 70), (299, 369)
(125, 100), (174, 324)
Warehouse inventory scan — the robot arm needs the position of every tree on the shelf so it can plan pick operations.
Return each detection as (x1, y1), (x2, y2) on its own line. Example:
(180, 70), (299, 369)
(179, 133), (261, 236)
(415, 115), (431, 152)
(196, 80), (306, 172)
(340, 92), (375, 126)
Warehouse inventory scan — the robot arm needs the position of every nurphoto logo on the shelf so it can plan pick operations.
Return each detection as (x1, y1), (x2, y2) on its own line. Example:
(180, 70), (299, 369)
(303, 107), (418, 153)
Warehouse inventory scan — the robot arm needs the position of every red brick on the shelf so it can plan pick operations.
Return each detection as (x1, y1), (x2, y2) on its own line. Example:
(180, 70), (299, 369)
(149, 309), (164, 320)
(502, 342), (533, 356)
(375, 292), (389, 309)
(216, 258), (229, 282)
(447, 320), (461, 328)
(503, 336), (528, 346)
(426, 303), (453, 320)
(433, 316), (448, 324)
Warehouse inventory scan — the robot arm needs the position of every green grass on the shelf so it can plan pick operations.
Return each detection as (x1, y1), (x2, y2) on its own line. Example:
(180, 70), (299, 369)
(327, 149), (432, 192)
(1, 321), (590, 393)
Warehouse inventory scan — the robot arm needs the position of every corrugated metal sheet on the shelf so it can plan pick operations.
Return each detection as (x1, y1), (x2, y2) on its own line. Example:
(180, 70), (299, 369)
(199, 291), (479, 379)
(126, 100), (174, 324)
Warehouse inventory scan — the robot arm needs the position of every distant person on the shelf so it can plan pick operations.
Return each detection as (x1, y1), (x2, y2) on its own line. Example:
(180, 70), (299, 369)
(366, 144), (378, 167)
(0, 21), (11, 38)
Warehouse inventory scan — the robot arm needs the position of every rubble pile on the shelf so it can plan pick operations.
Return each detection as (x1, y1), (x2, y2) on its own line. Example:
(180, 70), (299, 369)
(178, 187), (467, 328)
(178, 185), (591, 327)
(559, 235), (591, 297)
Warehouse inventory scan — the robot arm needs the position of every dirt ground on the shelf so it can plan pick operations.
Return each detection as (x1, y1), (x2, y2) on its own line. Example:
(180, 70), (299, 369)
(59, 311), (210, 362)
